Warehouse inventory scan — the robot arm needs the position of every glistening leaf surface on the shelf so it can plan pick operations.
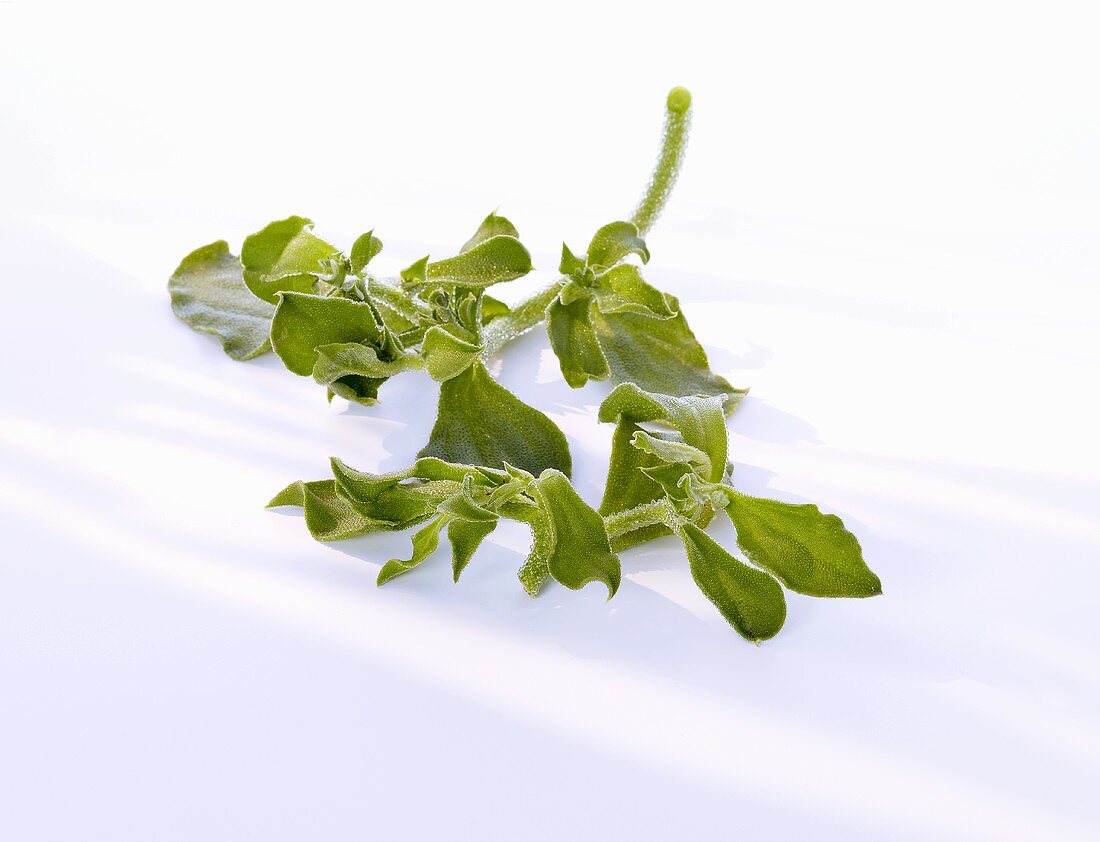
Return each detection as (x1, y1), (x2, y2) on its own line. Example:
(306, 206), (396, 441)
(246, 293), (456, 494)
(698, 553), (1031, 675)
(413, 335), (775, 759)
(679, 522), (786, 642)
(591, 298), (745, 412)
(530, 470), (621, 598)
(585, 220), (650, 270)
(421, 327), (482, 381)
(599, 384), (728, 482)
(350, 231), (383, 274)
(419, 362), (572, 477)
(240, 216), (339, 303)
(725, 493), (882, 598)
(593, 265), (676, 318)
(168, 241), (274, 360)
(266, 480), (383, 542)
(598, 419), (671, 550)
(270, 293), (384, 376)
(377, 517), (449, 584)
(460, 212), (520, 253)
(449, 519), (498, 582)
(421, 236), (532, 289)
(547, 297), (609, 388)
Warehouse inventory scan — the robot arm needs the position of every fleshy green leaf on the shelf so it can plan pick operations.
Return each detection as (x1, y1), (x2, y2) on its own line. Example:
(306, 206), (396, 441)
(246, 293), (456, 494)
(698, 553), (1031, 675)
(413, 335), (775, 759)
(449, 518), (498, 582)
(558, 279), (591, 307)
(418, 236), (533, 289)
(631, 430), (712, 477)
(412, 457), (488, 483)
(481, 295), (511, 324)
(267, 480), (307, 508)
(313, 342), (423, 385)
(593, 265), (676, 318)
(678, 522), (786, 642)
(507, 501), (554, 596)
(168, 241), (274, 360)
(419, 361), (572, 477)
(377, 517), (449, 584)
(330, 458), (410, 501)
(267, 479), (384, 542)
(400, 255), (429, 285)
(725, 493), (882, 598)
(461, 211), (520, 253)
(421, 326), (483, 381)
(559, 242), (587, 277)
(367, 277), (426, 333)
(599, 384), (728, 482)
(547, 297), (609, 388)
(586, 220), (650, 270)
(313, 344), (421, 405)
(530, 470), (621, 598)
(591, 297), (747, 412)
(240, 216), (340, 303)
(438, 477), (498, 522)
(598, 419), (671, 550)
(270, 292), (385, 376)
(350, 230), (383, 274)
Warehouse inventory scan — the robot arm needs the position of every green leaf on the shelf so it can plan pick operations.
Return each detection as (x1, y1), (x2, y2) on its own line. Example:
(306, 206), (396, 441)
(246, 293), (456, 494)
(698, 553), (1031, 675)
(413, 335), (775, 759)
(367, 277), (426, 333)
(267, 480), (307, 508)
(313, 342), (421, 380)
(421, 326), (483, 381)
(546, 297), (609, 388)
(724, 492), (882, 598)
(267, 479), (384, 541)
(678, 522), (786, 642)
(599, 419), (671, 550)
(412, 457), (488, 483)
(313, 343), (421, 405)
(240, 216), (340, 303)
(448, 518), (498, 582)
(631, 430), (712, 477)
(419, 361), (572, 477)
(438, 477), (498, 522)
(558, 242), (587, 277)
(591, 298), (747, 412)
(481, 295), (511, 324)
(330, 458), (409, 501)
(558, 279), (591, 307)
(377, 516), (449, 584)
(350, 230), (383, 274)
(506, 501), (554, 596)
(420, 236), (533, 289)
(168, 240), (274, 360)
(270, 292), (385, 376)
(599, 384), (728, 482)
(400, 255), (429, 285)
(586, 220), (650, 270)
(461, 211), (520, 253)
(530, 470), (621, 598)
(593, 265), (676, 319)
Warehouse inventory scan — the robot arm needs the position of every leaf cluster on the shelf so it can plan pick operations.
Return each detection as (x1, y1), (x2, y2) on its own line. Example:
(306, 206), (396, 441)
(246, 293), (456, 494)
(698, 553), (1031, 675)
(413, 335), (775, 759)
(168, 86), (882, 643)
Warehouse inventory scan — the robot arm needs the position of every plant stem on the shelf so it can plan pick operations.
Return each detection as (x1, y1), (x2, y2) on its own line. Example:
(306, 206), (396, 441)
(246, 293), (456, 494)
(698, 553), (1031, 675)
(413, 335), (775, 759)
(479, 277), (566, 360)
(603, 499), (678, 539)
(479, 87), (693, 361)
(630, 86), (692, 237)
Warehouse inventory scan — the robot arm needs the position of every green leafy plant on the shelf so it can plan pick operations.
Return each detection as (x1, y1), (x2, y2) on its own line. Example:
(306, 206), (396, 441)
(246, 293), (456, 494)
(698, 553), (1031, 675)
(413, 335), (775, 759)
(169, 87), (882, 642)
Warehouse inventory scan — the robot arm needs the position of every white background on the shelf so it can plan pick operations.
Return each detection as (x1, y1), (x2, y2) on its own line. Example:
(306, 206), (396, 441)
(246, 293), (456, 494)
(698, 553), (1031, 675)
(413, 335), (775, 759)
(2, 2), (1098, 839)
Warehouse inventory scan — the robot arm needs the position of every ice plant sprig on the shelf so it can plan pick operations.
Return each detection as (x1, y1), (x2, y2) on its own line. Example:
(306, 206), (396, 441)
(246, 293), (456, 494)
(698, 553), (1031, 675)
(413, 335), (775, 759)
(270, 381), (880, 643)
(168, 88), (733, 477)
(267, 458), (619, 600)
(167, 86), (883, 642)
